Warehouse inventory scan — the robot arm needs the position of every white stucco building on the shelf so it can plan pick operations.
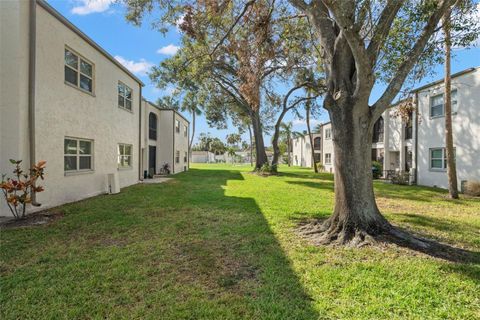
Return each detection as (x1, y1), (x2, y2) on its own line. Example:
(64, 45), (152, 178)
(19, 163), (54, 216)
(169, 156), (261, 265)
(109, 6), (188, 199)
(141, 100), (190, 177)
(288, 67), (480, 190)
(414, 67), (480, 189)
(0, 1), (190, 217)
(191, 151), (216, 163)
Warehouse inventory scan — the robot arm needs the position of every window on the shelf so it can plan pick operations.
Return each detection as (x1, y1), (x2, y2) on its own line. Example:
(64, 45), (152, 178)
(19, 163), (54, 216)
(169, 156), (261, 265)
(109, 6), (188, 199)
(314, 137), (321, 150)
(325, 153), (332, 164)
(325, 128), (332, 139)
(184, 125), (188, 137)
(430, 90), (458, 117)
(118, 82), (132, 111)
(184, 151), (187, 163)
(175, 150), (180, 163)
(65, 48), (93, 93)
(118, 144), (132, 168)
(372, 117), (384, 143)
(314, 153), (321, 163)
(430, 148), (455, 170)
(405, 111), (413, 140)
(64, 138), (93, 172)
(175, 120), (180, 133)
(149, 113), (157, 140)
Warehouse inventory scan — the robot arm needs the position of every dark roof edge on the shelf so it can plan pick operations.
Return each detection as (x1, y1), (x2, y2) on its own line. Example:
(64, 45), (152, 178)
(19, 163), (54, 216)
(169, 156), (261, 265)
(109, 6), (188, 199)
(412, 67), (478, 93)
(142, 99), (190, 124)
(37, 0), (144, 87)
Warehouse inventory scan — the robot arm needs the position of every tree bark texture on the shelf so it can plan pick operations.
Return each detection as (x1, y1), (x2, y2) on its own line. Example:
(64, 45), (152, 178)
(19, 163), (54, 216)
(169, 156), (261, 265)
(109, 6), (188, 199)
(306, 103), (318, 173)
(251, 110), (268, 170)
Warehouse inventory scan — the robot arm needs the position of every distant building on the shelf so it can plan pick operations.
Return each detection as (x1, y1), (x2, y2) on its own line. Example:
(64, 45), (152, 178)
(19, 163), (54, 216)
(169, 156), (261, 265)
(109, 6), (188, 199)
(192, 151), (215, 163)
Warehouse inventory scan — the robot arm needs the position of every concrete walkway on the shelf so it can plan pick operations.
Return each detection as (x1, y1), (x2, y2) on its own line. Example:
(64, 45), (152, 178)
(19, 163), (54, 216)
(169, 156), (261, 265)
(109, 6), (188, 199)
(141, 177), (172, 184)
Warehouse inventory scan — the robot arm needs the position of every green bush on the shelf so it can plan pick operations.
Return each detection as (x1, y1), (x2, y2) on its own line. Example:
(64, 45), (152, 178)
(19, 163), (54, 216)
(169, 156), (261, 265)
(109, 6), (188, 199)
(316, 162), (325, 172)
(372, 161), (383, 179)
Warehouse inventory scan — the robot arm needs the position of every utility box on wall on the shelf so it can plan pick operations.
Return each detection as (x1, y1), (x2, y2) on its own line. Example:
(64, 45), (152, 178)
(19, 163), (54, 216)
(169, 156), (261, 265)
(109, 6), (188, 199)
(107, 173), (120, 194)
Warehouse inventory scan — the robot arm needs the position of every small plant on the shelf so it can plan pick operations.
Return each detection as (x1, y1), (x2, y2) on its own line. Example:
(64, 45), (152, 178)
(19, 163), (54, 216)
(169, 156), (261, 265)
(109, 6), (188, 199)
(257, 163), (277, 176)
(391, 172), (410, 185)
(1, 159), (46, 219)
(161, 162), (171, 175)
(464, 180), (480, 197)
(316, 162), (324, 172)
(372, 161), (383, 179)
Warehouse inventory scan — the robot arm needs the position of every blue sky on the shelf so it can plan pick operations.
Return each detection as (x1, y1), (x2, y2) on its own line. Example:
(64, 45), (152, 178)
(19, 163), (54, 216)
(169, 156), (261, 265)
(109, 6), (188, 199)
(48, 0), (480, 145)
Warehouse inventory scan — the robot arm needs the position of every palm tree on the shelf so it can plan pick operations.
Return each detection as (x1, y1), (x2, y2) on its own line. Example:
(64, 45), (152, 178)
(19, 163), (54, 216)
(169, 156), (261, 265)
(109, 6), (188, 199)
(313, 123), (322, 133)
(227, 147), (237, 164)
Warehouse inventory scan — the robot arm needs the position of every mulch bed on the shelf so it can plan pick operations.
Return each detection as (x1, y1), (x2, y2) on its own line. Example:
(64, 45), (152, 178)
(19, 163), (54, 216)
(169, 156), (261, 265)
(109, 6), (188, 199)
(0, 210), (64, 230)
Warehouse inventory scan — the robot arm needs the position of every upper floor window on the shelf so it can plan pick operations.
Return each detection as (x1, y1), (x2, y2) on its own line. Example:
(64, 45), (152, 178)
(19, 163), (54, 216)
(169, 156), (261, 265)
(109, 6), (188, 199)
(184, 151), (188, 163)
(184, 125), (188, 137)
(175, 120), (180, 133)
(372, 117), (384, 143)
(118, 82), (132, 111)
(65, 48), (93, 93)
(314, 137), (321, 150)
(149, 113), (157, 140)
(118, 144), (132, 168)
(64, 137), (93, 172)
(430, 89), (457, 118)
(325, 128), (332, 139)
(405, 111), (413, 140)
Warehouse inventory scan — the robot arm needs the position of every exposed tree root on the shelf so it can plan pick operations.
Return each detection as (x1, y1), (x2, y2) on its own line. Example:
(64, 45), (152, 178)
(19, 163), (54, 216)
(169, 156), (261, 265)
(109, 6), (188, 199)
(297, 218), (480, 263)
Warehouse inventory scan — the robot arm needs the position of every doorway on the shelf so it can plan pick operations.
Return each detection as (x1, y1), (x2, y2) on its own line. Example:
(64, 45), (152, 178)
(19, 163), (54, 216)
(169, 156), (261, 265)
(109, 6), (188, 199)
(149, 146), (156, 177)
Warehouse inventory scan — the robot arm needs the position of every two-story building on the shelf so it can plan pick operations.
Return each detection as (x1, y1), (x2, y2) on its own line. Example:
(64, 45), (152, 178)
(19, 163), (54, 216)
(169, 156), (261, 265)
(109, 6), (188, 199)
(141, 100), (190, 177)
(0, 0), (190, 217)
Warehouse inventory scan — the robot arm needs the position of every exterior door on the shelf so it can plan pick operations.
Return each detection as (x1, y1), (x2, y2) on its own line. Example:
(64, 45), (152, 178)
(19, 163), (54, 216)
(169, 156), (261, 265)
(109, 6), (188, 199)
(149, 146), (156, 176)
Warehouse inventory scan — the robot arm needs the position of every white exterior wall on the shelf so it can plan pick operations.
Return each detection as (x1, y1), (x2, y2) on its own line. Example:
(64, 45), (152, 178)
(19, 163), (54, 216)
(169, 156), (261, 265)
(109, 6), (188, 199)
(0, 1), (31, 216)
(1, 2), (142, 216)
(416, 68), (480, 189)
(322, 123), (335, 173)
(291, 136), (308, 167)
(142, 101), (189, 175)
(191, 151), (215, 163)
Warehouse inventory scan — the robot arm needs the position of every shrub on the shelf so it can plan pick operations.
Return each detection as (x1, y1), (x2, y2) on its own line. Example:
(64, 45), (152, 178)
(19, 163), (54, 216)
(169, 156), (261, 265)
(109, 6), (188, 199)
(372, 161), (383, 179)
(316, 162), (325, 172)
(257, 163), (277, 176)
(1, 159), (46, 219)
(391, 172), (410, 185)
(464, 180), (480, 197)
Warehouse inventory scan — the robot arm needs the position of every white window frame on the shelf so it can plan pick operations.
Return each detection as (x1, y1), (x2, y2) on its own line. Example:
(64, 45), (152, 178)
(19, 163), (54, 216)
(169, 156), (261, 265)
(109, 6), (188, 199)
(118, 143), (133, 168)
(118, 82), (133, 112)
(325, 153), (332, 164)
(175, 120), (180, 133)
(64, 47), (94, 94)
(64, 137), (94, 173)
(429, 89), (458, 118)
(429, 147), (455, 171)
(325, 128), (332, 139)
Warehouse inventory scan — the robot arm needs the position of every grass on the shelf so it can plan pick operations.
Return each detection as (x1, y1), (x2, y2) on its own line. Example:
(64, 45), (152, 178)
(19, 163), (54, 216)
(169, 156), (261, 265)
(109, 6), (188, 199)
(1, 164), (479, 319)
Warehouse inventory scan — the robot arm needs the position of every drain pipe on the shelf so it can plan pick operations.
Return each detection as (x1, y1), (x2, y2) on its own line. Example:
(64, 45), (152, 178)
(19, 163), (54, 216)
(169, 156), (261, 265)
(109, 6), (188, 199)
(29, 0), (40, 207)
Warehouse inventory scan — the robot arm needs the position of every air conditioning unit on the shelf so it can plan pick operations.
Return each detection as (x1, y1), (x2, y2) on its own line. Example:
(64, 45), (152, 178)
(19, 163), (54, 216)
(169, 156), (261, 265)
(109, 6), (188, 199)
(107, 173), (120, 194)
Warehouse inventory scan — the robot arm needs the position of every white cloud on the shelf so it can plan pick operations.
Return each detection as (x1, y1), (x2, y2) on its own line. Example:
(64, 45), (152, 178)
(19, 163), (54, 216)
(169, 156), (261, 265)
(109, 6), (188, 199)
(157, 44), (180, 56)
(71, 0), (115, 15)
(114, 56), (153, 76)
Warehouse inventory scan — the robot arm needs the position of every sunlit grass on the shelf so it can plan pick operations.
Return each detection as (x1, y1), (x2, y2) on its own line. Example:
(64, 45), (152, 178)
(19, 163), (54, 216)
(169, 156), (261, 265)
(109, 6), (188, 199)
(1, 164), (479, 319)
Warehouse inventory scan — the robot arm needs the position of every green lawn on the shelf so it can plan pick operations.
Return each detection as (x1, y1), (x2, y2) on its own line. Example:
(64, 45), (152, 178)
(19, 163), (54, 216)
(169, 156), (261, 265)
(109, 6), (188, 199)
(1, 164), (479, 319)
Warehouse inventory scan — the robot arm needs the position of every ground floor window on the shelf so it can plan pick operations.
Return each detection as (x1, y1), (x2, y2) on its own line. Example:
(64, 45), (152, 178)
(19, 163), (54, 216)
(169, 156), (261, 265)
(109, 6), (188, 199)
(64, 138), (93, 172)
(314, 153), (321, 163)
(325, 153), (332, 164)
(430, 148), (455, 170)
(176, 150), (180, 163)
(184, 151), (187, 163)
(118, 144), (132, 168)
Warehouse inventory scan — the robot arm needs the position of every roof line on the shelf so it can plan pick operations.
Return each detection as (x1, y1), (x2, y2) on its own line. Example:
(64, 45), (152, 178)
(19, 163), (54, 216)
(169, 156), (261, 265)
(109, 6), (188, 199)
(143, 99), (190, 123)
(412, 67), (478, 93)
(37, 0), (144, 86)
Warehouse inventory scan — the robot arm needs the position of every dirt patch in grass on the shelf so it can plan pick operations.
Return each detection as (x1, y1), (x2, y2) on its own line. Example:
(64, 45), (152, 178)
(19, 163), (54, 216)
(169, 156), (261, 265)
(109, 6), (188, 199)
(0, 210), (64, 230)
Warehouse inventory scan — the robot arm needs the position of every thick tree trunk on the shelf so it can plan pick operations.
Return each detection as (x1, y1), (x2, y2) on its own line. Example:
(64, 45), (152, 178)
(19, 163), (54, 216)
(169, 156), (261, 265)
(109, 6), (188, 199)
(251, 110), (268, 170)
(306, 103), (318, 173)
(443, 12), (459, 199)
(271, 108), (289, 168)
(302, 106), (391, 245)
